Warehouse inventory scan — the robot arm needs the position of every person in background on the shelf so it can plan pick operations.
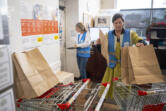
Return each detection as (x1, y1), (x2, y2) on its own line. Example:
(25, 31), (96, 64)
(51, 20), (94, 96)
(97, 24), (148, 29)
(98, 13), (147, 99)
(74, 22), (91, 79)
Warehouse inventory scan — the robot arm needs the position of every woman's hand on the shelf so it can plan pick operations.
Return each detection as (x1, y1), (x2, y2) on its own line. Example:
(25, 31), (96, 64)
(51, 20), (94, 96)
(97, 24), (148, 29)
(96, 38), (101, 44)
(74, 44), (78, 48)
(136, 43), (144, 47)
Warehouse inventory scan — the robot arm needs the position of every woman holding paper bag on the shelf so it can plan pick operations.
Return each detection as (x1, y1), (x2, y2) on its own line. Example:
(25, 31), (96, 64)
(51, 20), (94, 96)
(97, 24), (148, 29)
(74, 23), (91, 79)
(99, 13), (147, 99)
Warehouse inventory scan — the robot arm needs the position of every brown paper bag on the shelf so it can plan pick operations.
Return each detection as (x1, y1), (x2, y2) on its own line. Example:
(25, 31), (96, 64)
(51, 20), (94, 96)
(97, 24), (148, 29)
(25, 49), (59, 87)
(13, 48), (59, 98)
(128, 53), (136, 84)
(13, 62), (25, 98)
(99, 30), (109, 65)
(13, 54), (37, 98)
(121, 47), (129, 84)
(128, 45), (164, 84)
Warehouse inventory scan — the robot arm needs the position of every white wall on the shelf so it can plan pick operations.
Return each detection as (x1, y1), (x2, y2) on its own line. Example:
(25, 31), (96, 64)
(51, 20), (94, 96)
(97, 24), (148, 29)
(79, 0), (101, 22)
(8, 0), (22, 52)
(8, 0), (61, 73)
(101, 0), (117, 9)
(59, 0), (66, 70)
(59, 0), (65, 7)
(65, 0), (80, 77)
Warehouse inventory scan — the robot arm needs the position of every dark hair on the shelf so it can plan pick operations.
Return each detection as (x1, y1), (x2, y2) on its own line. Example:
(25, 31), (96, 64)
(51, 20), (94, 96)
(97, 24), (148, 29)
(112, 13), (124, 23)
(76, 22), (87, 32)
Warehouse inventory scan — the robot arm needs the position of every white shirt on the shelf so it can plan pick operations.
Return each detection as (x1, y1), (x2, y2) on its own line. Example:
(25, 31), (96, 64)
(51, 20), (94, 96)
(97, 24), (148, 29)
(77, 32), (91, 48)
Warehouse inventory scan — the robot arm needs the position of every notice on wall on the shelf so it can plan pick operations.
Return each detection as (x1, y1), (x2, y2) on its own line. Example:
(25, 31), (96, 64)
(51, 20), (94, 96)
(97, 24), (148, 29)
(19, 0), (59, 50)
(0, 46), (13, 91)
(21, 19), (58, 36)
(0, 89), (15, 111)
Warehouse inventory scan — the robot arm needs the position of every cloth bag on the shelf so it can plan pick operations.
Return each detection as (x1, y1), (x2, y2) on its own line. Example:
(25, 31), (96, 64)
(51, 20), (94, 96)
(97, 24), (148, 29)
(121, 45), (164, 84)
(86, 45), (107, 82)
(13, 48), (59, 98)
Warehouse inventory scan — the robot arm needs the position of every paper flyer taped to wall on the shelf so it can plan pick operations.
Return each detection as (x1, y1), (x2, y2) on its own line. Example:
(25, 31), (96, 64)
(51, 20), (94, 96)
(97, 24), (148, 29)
(0, 89), (15, 111)
(0, 46), (13, 91)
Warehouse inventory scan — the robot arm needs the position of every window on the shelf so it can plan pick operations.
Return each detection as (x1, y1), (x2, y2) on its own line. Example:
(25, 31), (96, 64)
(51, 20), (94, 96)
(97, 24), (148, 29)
(117, 0), (152, 9)
(120, 9), (151, 39)
(153, 0), (166, 8)
(152, 9), (166, 23)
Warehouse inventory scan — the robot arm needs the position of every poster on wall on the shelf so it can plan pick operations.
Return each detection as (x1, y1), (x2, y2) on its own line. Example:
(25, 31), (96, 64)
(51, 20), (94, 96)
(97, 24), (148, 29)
(94, 16), (110, 27)
(0, 0), (10, 44)
(0, 89), (15, 111)
(0, 46), (13, 91)
(19, 0), (59, 49)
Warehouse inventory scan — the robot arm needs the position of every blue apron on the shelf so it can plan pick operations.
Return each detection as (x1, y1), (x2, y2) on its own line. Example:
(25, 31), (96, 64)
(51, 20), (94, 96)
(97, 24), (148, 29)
(77, 32), (90, 58)
(108, 29), (130, 68)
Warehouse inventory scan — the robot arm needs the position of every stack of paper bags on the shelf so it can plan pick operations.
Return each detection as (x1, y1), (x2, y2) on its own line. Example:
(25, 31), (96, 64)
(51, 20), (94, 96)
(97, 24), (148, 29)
(121, 45), (164, 84)
(13, 48), (59, 98)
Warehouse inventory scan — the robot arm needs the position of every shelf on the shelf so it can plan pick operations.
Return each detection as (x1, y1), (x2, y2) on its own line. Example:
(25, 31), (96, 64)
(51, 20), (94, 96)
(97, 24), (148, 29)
(150, 27), (166, 30)
(150, 38), (166, 40)
(154, 47), (166, 50)
(126, 26), (147, 29)
(89, 27), (110, 29)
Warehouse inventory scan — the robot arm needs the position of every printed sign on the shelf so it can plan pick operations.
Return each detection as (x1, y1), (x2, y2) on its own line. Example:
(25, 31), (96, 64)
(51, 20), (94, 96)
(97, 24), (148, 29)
(0, 46), (13, 91)
(0, 89), (15, 111)
(21, 19), (58, 36)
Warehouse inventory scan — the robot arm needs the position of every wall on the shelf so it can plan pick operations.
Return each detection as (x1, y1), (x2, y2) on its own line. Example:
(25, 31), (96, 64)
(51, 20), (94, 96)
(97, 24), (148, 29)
(64, 0), (101, 77)
(79, 0), (101, 22)
(8, 0), (59, 51)
(59, 0), (66, 70)
(8, 0), (61, 73)
(65, 0), (80, 77)
(59, 0), (65, 7)
(8, 0), (22, 52)
(101, 0), (117, 9)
